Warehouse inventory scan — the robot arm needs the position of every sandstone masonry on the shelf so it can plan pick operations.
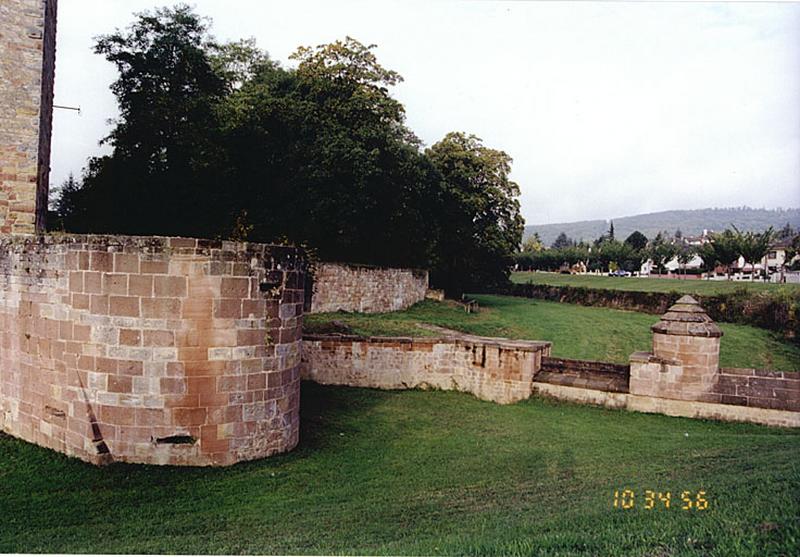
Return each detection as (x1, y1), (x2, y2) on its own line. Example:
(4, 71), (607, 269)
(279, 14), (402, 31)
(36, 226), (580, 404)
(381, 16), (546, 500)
(0, 235), (306, 465)
(0, 0), (56, 234)
(309, 262), (428, 314)
(302, 331), (551, 405)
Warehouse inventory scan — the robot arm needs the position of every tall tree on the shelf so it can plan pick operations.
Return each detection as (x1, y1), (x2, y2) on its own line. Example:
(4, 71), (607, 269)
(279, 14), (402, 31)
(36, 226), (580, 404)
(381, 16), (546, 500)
(426, 132), (524, 295)
(552, 232), (574, 249)
(734, 226), (773, 281)
(708, 229), (741, 280)
(624, 230), (648, 251)
(647, 233), (678, 276)
(676, 244), (695, 279)
(522, 233), (544, 253)
(57, 5), (229, 236)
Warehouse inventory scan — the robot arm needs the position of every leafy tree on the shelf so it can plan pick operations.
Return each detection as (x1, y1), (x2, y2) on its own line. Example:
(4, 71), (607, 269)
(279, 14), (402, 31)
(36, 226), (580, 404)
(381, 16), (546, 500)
(734, 226), (773, 281)
(426, 132), (524, 295)
(695, 242), (718, 274)
(522, 233), (544, 253)
(225, 35), (440, 267)
(53, 7), (522, 294)
(552, 232), (574, 249)
(624, 230), (648, 251)
(609, 220), (615, 241)
(708, 229), (741, 280)
(57, 5), (229, 236)
(776, 223), (796, 242)
(647, 233), (678, 276)
(784, 234), (800, 274)
(676, 244), (696, 278)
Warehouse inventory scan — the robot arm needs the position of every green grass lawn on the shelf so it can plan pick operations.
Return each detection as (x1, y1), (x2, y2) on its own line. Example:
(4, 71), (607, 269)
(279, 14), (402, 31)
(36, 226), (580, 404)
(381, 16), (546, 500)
(1, 383), (798, 555)
(306, 296), (800, 371)
(511, 271), (800, 295)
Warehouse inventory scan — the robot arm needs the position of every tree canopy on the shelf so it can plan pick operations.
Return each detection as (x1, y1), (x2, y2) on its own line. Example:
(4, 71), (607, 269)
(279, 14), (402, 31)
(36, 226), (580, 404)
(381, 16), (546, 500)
(53, 6), (524, 296)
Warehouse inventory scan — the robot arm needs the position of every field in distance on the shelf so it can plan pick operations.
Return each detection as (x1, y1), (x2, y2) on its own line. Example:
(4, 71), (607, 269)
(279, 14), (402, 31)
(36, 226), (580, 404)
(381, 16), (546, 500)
(511, 271), (800, 295)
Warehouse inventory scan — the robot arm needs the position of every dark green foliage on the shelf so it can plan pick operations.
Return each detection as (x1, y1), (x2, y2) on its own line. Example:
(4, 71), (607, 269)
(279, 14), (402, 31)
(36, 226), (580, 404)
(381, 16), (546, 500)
(53, 8), (522, 295)
(646, 232), (679, 275)
(426, 132), (524, 295)
(624, 230), (648, 251)
(734, 225), (774, 274)
(551, 231), (574, 249)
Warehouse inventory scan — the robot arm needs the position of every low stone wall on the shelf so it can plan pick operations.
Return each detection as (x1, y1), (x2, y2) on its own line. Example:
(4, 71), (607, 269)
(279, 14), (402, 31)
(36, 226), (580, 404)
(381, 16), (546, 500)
(308, 262), (428, 314)
(708, 368), (799, 412)
(0, 234), (305, 465)
(301, 333), (551, 404)
(536, 356), (630, 393)
(532, 383), (800, 428)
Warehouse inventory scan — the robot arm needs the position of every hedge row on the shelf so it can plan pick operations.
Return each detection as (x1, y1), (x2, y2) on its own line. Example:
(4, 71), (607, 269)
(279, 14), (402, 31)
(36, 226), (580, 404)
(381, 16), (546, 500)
(506, 283), (799, 341)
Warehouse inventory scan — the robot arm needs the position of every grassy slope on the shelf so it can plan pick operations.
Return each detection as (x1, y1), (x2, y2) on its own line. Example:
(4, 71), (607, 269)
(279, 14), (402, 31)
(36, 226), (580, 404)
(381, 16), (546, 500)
(1, 383), (798, 556)
(306, 297), (800, 371)
(510, 271), (799, 295)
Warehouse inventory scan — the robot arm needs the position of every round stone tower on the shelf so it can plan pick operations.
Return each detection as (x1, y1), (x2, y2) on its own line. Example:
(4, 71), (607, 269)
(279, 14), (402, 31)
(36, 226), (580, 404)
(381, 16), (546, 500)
(630, 295), (723, 401)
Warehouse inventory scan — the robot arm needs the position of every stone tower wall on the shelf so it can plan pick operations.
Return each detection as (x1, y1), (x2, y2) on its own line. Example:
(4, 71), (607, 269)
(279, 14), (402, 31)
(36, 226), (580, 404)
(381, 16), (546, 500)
(0, 0), (57, 234)
(0, 235), (305, 465)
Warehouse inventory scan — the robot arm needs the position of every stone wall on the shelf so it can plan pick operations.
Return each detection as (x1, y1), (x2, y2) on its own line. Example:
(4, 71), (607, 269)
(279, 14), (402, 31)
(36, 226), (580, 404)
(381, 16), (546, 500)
(532, 383), (800, 428)
(308, 262), (428, 314)
(536, 356), (630, 393)
(0, 234), (305, 465)
(0, 0), (57, 234)
(708, 368), (799, 412)
(301, 333), (551, 404)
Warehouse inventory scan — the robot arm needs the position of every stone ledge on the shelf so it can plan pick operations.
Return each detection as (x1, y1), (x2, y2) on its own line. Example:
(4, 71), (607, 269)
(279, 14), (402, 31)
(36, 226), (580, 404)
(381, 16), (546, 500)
(629, 351), (680, 366)
(533, 383), (800, 428)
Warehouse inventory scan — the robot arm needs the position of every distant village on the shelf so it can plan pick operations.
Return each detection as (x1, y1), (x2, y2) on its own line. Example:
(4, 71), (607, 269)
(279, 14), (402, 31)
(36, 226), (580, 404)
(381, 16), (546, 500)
(516, 223), (800, 283)
(641, 229), (799, 281)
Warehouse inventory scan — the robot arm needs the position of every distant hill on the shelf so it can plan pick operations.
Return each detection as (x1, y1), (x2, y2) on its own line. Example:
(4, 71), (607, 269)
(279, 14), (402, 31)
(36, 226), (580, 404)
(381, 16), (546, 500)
(525, 207), (800, 246)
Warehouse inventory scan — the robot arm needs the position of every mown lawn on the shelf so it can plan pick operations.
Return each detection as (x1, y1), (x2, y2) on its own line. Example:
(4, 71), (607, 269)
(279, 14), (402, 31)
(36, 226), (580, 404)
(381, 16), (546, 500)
(511, 271), (800, 295)
(306, 296), (800, 371)
(1, 383), (798, 556)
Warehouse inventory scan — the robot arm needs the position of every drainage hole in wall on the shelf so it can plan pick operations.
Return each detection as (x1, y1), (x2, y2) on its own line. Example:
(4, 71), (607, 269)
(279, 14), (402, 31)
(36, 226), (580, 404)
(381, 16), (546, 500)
(155, 435), (196, 445)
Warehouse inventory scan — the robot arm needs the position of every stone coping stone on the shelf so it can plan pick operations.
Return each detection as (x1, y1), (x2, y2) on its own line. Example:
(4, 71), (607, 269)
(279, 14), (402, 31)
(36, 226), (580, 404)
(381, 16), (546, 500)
(542, 356), (630, 375)
(303, 331), (551, 353)
(0, 233), (305, 265)
(629, 351), (681, 366)
(316, 260), (429, 276)
(650, 295), (723, 338)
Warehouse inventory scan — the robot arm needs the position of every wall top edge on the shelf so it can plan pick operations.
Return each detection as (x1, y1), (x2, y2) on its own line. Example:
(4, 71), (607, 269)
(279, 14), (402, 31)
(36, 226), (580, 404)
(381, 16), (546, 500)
(318, 260), (429, 276)
(0, 233), (305, 256)
(303, 333), (551, 352)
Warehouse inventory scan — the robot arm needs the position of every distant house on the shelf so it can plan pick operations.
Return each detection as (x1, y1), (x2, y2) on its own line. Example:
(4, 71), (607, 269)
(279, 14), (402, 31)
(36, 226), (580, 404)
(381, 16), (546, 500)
(766, 239), (799, 272)
(681, 229), (713, 247)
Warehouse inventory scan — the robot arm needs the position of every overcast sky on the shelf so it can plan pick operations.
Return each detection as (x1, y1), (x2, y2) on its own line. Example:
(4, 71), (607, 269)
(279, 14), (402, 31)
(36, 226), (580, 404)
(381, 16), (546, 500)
(51, 0), (800, 225)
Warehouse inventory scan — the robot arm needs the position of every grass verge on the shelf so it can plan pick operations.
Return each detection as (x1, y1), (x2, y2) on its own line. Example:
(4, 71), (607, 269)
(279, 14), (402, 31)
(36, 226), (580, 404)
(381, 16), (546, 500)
(1, 383), (798, 555)
(511, 271), (799, 295)
(305, 296), (800, 371)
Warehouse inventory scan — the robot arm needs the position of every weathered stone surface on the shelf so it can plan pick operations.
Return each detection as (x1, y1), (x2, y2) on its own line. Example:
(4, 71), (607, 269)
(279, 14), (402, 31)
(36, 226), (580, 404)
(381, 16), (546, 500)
(308, 262), (428, 314)
(630, 296), (722, 402)
(301, 330), (551, 404)
(0, 234), (305, 466)
(533, 383), (800, 428)
(536, 356), (630, 393)
(0, 0), (56, 234)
